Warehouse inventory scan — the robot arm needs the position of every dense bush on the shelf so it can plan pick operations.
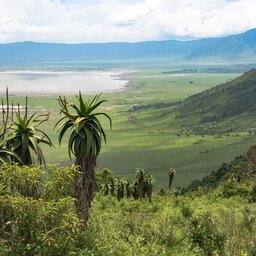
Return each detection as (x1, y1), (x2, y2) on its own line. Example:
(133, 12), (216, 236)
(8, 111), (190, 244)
(188, 212), (225, 255)
(1, 164), (256, 255)
(0, 164), (83, 256)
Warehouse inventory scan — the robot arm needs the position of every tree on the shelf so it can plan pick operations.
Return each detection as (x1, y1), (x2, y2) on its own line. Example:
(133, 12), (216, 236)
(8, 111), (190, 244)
(126, 179), (133, 198)
(131, 180), (139, 200)
(135, 168), (154, 201)
(110, 176), (115, 196)
(116, 177), (125, 201)
(144, 172), (155, 202)
(56, 92), (111, 221)
(135, 168), (146, 199)
(168, 168), (176, 189)
(97, 168), (115, 196)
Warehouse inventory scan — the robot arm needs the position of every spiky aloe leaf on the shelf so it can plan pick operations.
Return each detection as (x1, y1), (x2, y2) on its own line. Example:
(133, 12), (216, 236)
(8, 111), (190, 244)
(6, 112), (53, 166)
(56, 92), (111, 160)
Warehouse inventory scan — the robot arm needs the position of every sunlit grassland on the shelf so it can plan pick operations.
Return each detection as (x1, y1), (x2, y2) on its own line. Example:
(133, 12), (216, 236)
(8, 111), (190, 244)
(3, 72), (255, 188)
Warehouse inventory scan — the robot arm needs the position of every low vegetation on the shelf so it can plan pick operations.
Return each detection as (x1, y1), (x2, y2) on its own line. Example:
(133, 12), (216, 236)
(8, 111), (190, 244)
(1, 159), (256, 255)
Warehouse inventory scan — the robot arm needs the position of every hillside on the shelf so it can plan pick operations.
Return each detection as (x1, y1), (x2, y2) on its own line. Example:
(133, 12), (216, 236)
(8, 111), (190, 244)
(185, 144), (256, 193)
(175, 69), (256, 133)
(0, 29), (256, 64)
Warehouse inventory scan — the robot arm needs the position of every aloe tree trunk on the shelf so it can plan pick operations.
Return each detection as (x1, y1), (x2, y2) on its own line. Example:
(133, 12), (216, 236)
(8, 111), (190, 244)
(169, 171), (174, 189)
(110, 178), (115, 196)
(146, 184), (153, 203)
(74, 156), (96, 222)
(117, 182), (124, 201)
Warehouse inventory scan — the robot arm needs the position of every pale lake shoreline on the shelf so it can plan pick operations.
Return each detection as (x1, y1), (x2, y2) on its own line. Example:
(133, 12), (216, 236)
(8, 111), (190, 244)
(0, 70), (131, 96)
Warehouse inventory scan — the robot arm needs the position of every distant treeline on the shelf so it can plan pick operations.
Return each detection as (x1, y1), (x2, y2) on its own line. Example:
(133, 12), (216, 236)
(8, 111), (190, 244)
(163, 64), (256, 74)
(129, 102), (179, 112)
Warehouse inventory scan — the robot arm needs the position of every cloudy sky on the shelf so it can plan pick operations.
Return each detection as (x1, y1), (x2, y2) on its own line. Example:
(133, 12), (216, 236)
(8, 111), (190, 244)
(0, 0), (255, 43)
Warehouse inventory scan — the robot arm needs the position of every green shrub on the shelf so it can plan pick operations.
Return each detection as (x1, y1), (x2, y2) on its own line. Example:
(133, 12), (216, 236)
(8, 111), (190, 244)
(250, 184), (256, 203)
(188, 212), (225, 256)
(219, 180), (251, 198)
(0, 164), (83, 256)
(1, 163), (256, 255)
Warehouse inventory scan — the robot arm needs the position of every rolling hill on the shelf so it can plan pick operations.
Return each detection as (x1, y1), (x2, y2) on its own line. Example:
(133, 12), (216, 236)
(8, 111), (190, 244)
(185, 143), (256, 194)
(0, 29), (256, 64)
(175, 69), (256, 133)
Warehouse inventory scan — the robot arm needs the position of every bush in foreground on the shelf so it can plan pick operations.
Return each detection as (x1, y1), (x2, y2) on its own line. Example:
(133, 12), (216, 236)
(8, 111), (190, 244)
(1, 164), (256, 255)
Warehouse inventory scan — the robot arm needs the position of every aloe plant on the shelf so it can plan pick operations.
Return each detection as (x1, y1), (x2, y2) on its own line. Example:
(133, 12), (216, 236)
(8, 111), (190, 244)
(7, 113), (52, 166)
(0, 126), (22, 164)
(144, 172), (155, 202)
(116, 177), (125, 201)
(56, 92), (111, 221)
(168, 168), (176, 189)
(126, 179), (133, 198)
(98, 168), (115, 196)
(135, 168), (146, 199)
(0, 88), (24, 165)
(0, 89), (52, 167)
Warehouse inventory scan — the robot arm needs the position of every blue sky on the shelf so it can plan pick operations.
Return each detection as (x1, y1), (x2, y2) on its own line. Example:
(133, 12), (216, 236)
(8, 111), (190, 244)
(0, 0), (255, 43)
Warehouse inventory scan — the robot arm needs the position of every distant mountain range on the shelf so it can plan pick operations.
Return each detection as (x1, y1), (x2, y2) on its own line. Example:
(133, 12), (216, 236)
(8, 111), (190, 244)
(0, 29), (256, 64)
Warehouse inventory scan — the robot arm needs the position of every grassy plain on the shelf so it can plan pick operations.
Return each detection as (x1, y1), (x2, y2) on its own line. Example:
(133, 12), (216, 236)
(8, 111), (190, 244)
(5, 71), (256, 188)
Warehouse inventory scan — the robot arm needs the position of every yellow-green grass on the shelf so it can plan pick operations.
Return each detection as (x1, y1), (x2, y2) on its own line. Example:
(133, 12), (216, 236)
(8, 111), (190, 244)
(3, 72), (253, 188)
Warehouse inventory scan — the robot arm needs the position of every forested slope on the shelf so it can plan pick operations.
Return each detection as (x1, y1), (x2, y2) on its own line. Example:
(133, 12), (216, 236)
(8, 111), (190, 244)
(175, 69), (256, 133)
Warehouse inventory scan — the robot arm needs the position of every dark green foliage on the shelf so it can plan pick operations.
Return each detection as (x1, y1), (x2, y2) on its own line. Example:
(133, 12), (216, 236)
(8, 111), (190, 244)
(131, 180), (140, 200)
(97, 168), (115, 196)
(125, 179), (133, 198)
(250, 184), (256, 203)
(135, 168), (154, 201)
(157, 187), (166, 196)
(168, 168), (175, 189)
(135, 168), (146, 199)
(129, 102), (177, 112)
(98, 168), (155, 202)
(179, 201), (193, 219)
(116, 178), (125, 201)
(110, 177), (115, 196)
(144, 172), (154, 202)
(188, 212), (225, 256)
(220, 180), (252, 198)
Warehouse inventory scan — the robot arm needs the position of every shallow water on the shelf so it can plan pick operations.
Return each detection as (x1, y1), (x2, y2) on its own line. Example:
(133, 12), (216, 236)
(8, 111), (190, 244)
(0, 70), (128, 95)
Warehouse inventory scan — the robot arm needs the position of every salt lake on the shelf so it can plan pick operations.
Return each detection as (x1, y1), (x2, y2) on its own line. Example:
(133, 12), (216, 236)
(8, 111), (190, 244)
(0, 70), (129, 95)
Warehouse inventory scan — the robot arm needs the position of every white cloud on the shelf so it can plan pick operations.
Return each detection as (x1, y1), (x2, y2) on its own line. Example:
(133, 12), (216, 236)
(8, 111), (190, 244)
(0, 0), (255, 43)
